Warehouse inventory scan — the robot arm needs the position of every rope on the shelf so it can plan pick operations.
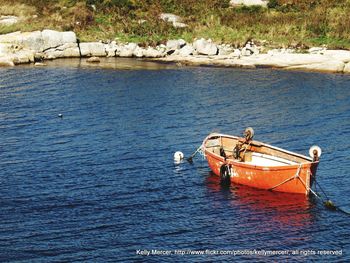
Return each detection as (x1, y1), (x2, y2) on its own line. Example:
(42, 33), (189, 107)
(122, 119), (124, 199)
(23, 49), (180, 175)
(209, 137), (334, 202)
(267, 163), (350, 215)
(297, 175), (319, 198)
(268, 163), (302, 191)
(311, 179), (350, 215)
(315, 180), (331, 200)
(242, 140), (252, 158)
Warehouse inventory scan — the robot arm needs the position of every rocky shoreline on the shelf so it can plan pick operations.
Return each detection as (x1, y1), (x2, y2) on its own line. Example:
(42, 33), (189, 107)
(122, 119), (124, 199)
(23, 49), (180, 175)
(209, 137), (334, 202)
(1, 29), (350, 74)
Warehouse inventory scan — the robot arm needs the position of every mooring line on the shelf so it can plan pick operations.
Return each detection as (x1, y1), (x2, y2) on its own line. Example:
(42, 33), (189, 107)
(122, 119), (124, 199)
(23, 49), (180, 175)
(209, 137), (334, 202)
(309, 180), (350, 215)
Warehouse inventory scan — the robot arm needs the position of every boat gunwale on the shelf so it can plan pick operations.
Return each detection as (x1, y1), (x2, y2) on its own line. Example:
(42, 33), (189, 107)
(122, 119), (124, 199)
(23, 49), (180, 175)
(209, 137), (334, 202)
(203, 132), (318, 170)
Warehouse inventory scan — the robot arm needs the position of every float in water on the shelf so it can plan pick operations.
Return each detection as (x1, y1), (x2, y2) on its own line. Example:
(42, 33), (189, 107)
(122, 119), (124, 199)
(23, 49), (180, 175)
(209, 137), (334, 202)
(201, 128), (321, 195)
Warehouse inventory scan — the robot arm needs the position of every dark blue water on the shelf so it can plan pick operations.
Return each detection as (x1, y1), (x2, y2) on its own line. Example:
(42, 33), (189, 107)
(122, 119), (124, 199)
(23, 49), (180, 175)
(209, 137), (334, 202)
(0, 60), (349, 262)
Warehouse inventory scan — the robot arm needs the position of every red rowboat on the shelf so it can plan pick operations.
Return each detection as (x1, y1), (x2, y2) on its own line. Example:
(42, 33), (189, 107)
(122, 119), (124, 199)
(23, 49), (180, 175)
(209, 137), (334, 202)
(202, 128), (321, 195)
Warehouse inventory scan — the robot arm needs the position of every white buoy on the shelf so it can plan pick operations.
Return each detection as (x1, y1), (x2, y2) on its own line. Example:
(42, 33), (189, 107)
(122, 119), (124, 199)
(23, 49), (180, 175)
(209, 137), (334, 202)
(309, 145), (322, 158)
(174, 151), (184, 162)
(58, 113), (63, 118)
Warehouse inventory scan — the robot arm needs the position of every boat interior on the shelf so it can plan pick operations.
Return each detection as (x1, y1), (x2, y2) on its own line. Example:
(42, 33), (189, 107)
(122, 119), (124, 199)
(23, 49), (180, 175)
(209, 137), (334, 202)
(204, 135), (310, 167)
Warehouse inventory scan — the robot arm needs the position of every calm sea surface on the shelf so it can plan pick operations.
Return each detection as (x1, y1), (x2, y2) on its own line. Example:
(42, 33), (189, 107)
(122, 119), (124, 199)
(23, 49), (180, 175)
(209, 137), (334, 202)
(0, 58), (349, 262)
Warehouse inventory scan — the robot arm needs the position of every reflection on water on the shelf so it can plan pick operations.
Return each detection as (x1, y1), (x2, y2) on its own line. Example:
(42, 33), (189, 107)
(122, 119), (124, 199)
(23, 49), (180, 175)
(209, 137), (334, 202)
(20, 57), (180, 70)
(205, 173), (313, 229)
(0, 64), (349, 262)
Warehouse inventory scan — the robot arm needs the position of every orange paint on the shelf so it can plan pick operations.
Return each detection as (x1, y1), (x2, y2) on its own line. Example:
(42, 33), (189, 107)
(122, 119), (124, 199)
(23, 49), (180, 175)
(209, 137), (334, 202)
(203, 133), (319, 195)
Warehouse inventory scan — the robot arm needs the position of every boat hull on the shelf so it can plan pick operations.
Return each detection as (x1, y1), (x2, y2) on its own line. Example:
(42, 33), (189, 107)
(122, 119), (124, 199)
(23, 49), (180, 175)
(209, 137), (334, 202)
(203, 133), (319, 195)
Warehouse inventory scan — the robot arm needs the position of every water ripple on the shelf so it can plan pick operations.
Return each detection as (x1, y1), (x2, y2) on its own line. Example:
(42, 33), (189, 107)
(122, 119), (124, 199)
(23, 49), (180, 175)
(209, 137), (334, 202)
(0, 64), (349, 262)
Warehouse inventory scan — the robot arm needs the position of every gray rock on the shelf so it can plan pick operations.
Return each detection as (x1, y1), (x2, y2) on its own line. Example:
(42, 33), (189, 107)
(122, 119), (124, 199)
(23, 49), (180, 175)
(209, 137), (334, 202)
(79, 42), (106, 57)
(143, 47), (165, 58)
(286, 60), (345, 73)
(43, 50), (62, 59)
(344, 62), (350, 73)
(178, 45), (194, 56)
(87, 56), (100, 63)
(133, 47), (144, 58)
(160, 13), (182, 24)
(228, 49), (241, 58)
(0, 15), (19, 26)
(242, 41), (259, 56)
(0, 57), (15, 66)
(119, 43), (138, 57)
(62, 46), (80, 57)
(173, 22), (187, 28)
(322, 50), (350, 63)
(0, 43), (18, 55)
(12, 50), (35, 64)
(0, 31), (43, 52)
(159, 13), (188, 28)
(193, 38), (218, 56)
(0, 30), (77, 52)
(43, 43), (80, 58)
(218, 44), (234, 56)
(105, 42), (121, 57)
(241, 47), (253, 56)
(42, 30), (77, 51)
(308, 47), (326, 54)
(166, 39), (186, 50)
(34, 52), (44, 61)
(230, 0), (268, 6)
(267, 48), (296, 55)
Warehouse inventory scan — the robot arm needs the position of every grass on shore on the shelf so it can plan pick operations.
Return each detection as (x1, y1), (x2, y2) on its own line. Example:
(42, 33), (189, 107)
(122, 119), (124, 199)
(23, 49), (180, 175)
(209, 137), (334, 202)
(1, 0), (350, 49)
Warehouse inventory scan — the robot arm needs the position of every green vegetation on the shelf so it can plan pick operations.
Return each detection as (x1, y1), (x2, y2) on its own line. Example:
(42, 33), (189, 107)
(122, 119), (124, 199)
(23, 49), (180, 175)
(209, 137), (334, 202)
(1, 0), (350, 49)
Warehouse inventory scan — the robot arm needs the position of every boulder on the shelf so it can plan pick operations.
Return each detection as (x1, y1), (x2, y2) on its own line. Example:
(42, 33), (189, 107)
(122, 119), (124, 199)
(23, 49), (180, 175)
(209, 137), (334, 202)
(344, 62), (350, 73)
(160, 13), (182, 24)
(62, 46), (80, 57)
(143, 47), (165, 58)
(87, 56), (100, 63)
(267, 48), (296, 55)
(241, 47), (253, 56)
(0, 43), (20, 55)
(230, 0), (268, 7)
(193, 38), (218, 56)
(159, 13), (188, 28)
(218, 44), (234, 56)
(322, 50), (350, 63)
(34, 52), (45, 61)
(0, 15), (19, 26)
(43, 50), (62, 59)
(133, 46), (144, 58)
(12, 50), (35, 64)
(105, 41), (121, 57)
(41, 30), (77, 51)
(166, 39), (186, 50)
(79, 42), (106, 57)
(156, 45), (166, 54)
(286, 60), (345, 73)
(0, 31), (43, 52)
(229, 49), (241, 58)
(173, 22), (187, 28)
(118, 43), (138, 57)
(43, 43), (80, 58)
(308, 47), (326, 54)
(242, 41), (259, 56)
(0, 57), (15, 66)
(0, 30), (77, 52)
(178, 45), (194, 56)
(242, 53), (337, 68)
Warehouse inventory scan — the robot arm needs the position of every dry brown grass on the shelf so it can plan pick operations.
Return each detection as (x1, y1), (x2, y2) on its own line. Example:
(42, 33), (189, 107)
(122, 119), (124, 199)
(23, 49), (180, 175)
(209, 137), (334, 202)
(0, 0), (36, 17)
(1, 0), (350, 49)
